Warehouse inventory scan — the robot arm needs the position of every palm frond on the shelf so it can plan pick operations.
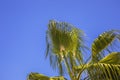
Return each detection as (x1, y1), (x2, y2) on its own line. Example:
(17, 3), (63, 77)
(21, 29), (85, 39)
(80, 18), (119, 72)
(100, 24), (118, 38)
(50, 53), (66, 75)
(75, 52), (120, 80)
(27, 72), (49, 80)
(99, 52), (120, 64)
(50, 76), (67, 80)
(91, 30), (120, 62)
(88, 52), (120, 80)
(87, 52), (120, 80)
(27, 72), (67, 80)
(47, 20), (85, 55)
(86, 63), (120, 80)
(45, 20), (86, 75)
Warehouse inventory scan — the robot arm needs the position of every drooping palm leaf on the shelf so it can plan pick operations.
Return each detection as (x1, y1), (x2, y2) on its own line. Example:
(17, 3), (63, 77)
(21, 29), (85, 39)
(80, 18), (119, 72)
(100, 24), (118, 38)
(91, 30), (120, 62)
(27, 72), (67, 80)
(46, 20), (86, 76)
(47, 20), (85, 55)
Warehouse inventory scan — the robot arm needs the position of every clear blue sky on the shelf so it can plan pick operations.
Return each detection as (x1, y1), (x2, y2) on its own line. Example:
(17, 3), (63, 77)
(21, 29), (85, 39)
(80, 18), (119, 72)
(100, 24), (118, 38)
(0, 0), (120, 80)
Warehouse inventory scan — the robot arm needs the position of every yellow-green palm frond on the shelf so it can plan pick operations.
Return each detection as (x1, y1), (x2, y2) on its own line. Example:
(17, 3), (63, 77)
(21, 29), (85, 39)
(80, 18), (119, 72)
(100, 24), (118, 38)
(75, 63), (120, 80)
(27, 72), (50, 80)
(47, 20), (85, 55)
(27, 72), (67, 80)
(99, 52), (120, 64)
(50, 76), (67, 80)
(75, 52), (120, 80)
(45, 20), (86, 75)
(86, 63), (120, 80)
(87, 52), (120, 80)
(91, 30), (120, 62)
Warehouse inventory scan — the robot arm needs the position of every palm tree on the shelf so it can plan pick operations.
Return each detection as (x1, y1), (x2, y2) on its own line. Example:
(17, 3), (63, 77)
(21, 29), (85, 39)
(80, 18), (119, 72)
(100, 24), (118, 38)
(27, 20), (120, 80)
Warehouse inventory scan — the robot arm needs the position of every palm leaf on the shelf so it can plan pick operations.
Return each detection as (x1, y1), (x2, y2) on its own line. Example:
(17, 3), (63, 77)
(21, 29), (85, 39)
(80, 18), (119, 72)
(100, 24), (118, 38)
(27, 72), (50, 80)
(86, 63), (120, 80)
(47, 20), (85, 55)
(46, 20), (86, 75)
(99, 52), (120, 64)
(27, 72), (67, 80)
(75, 63), (120, 80)
(75, 52), (120, 80)
(91, 30), (120, 62)
(87, 52), (120, 80)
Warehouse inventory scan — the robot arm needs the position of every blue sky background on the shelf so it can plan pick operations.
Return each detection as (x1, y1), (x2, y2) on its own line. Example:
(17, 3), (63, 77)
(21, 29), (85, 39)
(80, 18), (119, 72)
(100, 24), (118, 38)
(0, 0), (120, 80)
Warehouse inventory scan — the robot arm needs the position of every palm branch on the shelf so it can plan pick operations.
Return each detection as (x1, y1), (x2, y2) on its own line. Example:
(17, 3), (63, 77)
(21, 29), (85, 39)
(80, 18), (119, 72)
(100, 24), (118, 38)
(27, 72), (67, 80)
(91, 30), (120, 62)
(75, 52), (120, 80)
(86, 52), (120, 80)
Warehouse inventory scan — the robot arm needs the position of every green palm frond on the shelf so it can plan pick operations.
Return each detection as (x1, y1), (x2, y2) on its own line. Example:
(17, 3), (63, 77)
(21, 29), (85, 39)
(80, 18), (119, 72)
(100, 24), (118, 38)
(87, 52), (120, 80)
(87, 63), (120, 80)
(99, 52), (120, 64)
(75, 63), (120, 80)
(50, 76), (67, 80)
(47, 20), (84, 55)
(27, 72), (50, 80)
(75, 52), (120, 80)
(27, 73), (67, 80)
(91, 30), (120, 62)
(46, 20), (86, 75)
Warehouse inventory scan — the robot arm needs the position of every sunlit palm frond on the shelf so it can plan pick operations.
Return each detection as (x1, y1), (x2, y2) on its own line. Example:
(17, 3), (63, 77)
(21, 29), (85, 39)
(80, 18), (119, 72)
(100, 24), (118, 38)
(75, 52), (120, 80)
(87, 52), (120, 80)
(27, 73), (67, 80)
(88, 52), (120, 80)
(86, 63), (120, 80)
(50, 76), (67, 80)
(45, 20), (86, 75)
(27, 72), (50, 80)
(99, 52), (120, 64)
(75, 63), (120, 80)
(91, 30), (120, 62)
(47, 20), (85, 55)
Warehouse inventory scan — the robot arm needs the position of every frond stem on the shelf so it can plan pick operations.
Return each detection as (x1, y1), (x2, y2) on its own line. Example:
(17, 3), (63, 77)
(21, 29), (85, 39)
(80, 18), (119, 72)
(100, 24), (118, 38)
(62, 51), (74, 80)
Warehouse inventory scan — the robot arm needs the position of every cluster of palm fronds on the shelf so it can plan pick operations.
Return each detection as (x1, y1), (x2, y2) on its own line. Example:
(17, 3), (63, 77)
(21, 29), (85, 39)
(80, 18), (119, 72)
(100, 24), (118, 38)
(46, 20), (86, 78)
(27, 20), (120, 80)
